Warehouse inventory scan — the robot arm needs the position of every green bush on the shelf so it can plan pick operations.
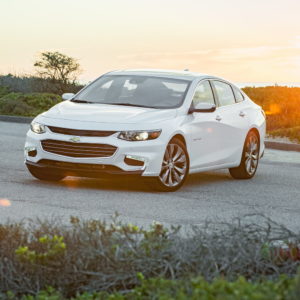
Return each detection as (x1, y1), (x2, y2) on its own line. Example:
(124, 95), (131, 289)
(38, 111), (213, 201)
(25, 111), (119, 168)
(0, 86), (10, 98)
(0, 74), (84, 94)
(0, 215), (299, 297)
(5, 275), (300, 299)
(0, 92), (61, 116)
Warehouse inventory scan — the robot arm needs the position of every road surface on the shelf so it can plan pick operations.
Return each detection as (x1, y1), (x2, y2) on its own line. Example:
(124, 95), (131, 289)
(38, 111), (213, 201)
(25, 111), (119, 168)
(0, 121), (299, 230)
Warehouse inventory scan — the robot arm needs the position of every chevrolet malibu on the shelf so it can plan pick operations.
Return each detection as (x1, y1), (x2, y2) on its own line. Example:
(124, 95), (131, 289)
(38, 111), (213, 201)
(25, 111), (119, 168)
(25, 69), (266, 191)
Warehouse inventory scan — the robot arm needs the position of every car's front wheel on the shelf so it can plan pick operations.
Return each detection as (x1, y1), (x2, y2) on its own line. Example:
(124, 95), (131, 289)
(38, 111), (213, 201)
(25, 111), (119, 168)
(147, 138), (189, 192)
(229, 130), (260, 179)
(26, 164), (65, 181)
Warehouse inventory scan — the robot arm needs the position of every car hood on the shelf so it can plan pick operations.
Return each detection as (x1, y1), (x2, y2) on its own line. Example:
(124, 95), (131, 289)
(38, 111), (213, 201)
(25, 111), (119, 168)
(41, 101), (177, 124)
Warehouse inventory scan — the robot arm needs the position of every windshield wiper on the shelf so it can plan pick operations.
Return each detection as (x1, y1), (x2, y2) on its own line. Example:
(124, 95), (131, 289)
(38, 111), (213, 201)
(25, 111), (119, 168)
(107, 103), (156, 108)
(71, 99), (93, 103)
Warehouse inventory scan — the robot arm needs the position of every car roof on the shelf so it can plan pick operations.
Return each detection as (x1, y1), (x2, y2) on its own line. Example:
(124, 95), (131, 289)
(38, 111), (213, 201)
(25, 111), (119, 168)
(108, 69), (213, 81)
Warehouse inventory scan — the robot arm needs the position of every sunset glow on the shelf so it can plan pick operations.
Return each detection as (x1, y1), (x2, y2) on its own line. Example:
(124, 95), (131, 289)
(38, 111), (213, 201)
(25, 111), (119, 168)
(1, 0), (300, 83)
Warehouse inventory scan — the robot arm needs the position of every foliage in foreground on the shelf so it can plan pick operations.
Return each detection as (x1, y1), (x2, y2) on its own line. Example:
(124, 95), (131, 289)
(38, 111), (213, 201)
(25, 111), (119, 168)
(0, 92), (61, 116)
(0, 215), (299, 297)
(3, 275), (299, 300)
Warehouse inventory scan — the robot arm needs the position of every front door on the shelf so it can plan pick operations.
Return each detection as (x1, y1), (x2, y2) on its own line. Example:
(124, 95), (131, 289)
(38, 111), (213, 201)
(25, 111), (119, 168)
(185, 80), (225, 169)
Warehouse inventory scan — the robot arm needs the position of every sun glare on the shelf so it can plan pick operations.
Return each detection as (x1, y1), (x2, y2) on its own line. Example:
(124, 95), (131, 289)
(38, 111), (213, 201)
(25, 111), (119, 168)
(265, 104), (282, 116)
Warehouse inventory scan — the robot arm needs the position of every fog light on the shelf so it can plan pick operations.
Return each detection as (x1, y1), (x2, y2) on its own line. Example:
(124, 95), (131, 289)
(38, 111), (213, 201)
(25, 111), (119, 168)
(25, 146), (37, 157)
(124, 155), (147, 167)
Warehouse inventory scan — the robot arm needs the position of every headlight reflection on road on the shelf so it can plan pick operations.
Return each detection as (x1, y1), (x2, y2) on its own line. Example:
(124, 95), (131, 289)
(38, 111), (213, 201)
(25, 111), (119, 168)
(61, 177), (81, 190)
(0, 199), (11, 207)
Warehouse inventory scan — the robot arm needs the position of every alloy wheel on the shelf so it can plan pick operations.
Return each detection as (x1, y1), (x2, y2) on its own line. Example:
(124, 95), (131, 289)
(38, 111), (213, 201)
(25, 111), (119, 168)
(244, 134), (259, 176)
(159, 143), (187, 187)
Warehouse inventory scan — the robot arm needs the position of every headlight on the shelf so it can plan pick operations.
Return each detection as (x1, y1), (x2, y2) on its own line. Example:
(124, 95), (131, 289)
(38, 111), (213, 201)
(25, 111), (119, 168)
(30, 122), (46, 134)
(118, 130), (161, 141)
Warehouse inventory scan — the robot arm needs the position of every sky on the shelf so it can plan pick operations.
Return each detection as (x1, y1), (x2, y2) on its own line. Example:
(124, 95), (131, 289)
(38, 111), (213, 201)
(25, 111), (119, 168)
(0, 0), (300, 83)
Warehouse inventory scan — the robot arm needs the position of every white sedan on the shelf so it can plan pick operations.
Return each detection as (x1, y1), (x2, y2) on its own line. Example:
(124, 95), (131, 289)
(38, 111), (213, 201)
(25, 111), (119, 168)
(25, 69), (266, 191)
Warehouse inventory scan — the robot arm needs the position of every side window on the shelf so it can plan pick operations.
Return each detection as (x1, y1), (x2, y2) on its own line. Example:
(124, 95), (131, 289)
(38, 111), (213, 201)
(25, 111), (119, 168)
(232, 86), (244, 103)
(213, 81), (236, 106)
(192, 81), (215, 106)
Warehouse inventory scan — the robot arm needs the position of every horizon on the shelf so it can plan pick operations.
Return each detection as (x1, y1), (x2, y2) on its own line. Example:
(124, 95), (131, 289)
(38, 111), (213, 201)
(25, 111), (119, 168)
(1, 0), (300, 83)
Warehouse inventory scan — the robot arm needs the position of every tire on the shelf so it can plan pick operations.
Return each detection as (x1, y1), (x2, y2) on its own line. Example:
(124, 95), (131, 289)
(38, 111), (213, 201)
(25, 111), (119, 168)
(146, 138), (189, 192)
(229, 130), (260, 179)
(26, 164), (65, 182)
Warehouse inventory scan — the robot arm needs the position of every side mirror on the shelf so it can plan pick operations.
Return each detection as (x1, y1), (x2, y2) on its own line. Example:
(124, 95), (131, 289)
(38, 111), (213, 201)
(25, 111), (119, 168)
(62, 93), (75, 101)
(189, 102), (216, 114)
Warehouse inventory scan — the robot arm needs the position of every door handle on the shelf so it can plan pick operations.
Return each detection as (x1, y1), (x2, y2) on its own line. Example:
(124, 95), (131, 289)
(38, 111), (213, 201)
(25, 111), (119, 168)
(215, 115), (222, 121)
(239, 111), (246, 117)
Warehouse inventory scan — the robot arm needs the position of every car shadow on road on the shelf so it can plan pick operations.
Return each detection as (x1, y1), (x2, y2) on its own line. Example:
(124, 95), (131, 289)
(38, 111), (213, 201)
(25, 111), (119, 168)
(185, 171), (232, 187)
(25, 170), (232, 193)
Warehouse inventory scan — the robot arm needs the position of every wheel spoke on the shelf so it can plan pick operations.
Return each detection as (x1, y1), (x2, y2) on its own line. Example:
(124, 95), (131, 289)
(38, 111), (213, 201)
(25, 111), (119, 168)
(252, 154), (258, 160)
(173, 147), (183, 161)
(245, 157), (252, 173)
(175, 154), (186, 163)
(174, 165), (186, 175)
(160, 169), (170, 183)
(167, 170), (173, 186)
(172, 169), (181, 183)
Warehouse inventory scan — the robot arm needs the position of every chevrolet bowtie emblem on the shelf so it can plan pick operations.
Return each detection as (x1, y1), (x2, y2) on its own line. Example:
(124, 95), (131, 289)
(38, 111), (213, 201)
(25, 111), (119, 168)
(69, 136), (80, 143)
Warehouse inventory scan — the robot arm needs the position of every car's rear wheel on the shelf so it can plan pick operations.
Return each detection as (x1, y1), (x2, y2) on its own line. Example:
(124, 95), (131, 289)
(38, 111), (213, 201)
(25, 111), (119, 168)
(26, 164), (65, 181)
(147, 138), (189, 192)
(229, 130), (260, 179)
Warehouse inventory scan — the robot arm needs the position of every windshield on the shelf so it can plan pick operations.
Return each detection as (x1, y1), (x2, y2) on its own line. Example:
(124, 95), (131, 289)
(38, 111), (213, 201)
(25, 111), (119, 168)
(74, 75), (191, 108)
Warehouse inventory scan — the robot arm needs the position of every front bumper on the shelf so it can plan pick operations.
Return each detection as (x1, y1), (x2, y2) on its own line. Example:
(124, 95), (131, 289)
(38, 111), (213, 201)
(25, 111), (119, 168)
(25, 159), (144, 177)
(24, 128), (166, 177)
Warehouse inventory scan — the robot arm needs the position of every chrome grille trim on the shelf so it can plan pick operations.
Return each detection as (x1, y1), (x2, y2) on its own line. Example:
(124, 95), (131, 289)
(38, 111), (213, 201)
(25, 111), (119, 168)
(41, 139), (117, 158)
(48, 126), (117, 137)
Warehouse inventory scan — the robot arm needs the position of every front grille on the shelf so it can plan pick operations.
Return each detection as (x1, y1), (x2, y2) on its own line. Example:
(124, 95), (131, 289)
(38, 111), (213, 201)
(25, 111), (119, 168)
(48, 126), (116, 137)
(41, 139), (117, 158)
(39, 159), (121, 172)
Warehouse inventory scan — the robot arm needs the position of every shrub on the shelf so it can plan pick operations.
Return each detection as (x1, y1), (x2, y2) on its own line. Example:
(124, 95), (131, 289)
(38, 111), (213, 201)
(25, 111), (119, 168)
(0, 74), (84, 95)
(0, 92), (61, 116)
(6, 275), (298, 299)
(269, 126), (300, 143)
(242, 86), (300, 132)
(0, 86), (10, 98)
(0, 215), (299, 297)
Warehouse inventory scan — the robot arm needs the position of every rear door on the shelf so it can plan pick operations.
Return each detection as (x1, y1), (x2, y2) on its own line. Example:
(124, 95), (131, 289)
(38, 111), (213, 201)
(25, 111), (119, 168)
(210, 80), (250, 165)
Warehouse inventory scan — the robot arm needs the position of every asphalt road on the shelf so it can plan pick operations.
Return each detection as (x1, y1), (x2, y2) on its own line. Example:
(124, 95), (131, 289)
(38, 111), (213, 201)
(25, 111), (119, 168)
(0, 121), (300, 231)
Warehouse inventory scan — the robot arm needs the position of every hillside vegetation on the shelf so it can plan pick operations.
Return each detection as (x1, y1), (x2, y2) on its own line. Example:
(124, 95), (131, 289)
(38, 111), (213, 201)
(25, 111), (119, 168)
(243, 86), (300, 142)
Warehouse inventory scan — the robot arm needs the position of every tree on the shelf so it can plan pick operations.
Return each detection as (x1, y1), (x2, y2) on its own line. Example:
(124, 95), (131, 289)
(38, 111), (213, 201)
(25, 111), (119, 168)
(34, 51), (81, 85)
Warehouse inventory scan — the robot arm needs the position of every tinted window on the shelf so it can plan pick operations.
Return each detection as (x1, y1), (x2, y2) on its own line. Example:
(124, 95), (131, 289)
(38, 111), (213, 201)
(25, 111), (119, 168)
(75, 75), (190, 109)
(232, 86), (244, 103)
(213, 81), (236, 106)
(192, 81), (215, 106)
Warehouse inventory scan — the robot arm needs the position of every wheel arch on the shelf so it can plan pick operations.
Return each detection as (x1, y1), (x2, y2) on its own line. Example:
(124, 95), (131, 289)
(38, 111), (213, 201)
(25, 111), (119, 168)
(168, 133), (190, 166)
(170, 133), (187, 147)
(248, 127), (260, 145)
